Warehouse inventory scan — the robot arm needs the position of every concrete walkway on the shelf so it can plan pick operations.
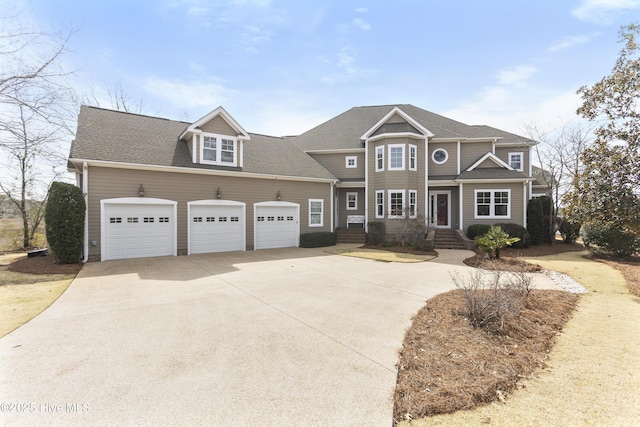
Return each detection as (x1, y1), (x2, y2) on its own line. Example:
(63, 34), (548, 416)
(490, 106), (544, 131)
(0, 246), (563, 426)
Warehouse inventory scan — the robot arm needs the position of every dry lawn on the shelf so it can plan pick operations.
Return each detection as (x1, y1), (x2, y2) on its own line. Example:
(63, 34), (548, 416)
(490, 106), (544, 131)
(398, 251), (640, 426)
(0, 254), (79, 338)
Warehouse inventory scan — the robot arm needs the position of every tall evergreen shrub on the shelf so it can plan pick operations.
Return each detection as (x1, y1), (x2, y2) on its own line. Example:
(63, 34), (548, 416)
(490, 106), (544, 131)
(45, 182), (85, 263)
(527, 198), (544, 245)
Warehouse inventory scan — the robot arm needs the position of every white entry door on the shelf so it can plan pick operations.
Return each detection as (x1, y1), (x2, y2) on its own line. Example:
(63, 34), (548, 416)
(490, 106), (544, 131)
(254, 202), (299, 250)
(429, 191), (451, 228)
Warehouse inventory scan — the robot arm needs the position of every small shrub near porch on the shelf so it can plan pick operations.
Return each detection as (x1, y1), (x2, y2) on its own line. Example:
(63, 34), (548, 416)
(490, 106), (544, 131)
(299, 232), (337, 248)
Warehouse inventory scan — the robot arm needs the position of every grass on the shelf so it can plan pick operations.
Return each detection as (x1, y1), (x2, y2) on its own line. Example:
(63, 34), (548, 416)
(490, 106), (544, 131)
(395, 245), (640, 426)
(0, 253), (79, 338)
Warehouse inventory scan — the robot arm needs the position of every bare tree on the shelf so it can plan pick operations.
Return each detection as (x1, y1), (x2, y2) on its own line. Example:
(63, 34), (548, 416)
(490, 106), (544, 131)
(524, 121), (593, 243)
(0, 10), (77, 249)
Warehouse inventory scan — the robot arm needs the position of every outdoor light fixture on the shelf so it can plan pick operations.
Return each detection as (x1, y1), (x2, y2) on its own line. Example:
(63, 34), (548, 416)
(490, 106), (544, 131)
(139, 184), (145, 197)
(216, 187), (222, 199)
(276, 190), (282, 201)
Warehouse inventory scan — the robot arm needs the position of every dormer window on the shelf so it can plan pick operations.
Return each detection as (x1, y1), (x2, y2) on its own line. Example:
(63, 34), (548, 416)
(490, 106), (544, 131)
(201, 133), (237, 166)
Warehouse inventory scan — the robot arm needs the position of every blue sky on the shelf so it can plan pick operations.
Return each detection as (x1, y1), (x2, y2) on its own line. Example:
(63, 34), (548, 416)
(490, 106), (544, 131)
(17, 0), (640, 136)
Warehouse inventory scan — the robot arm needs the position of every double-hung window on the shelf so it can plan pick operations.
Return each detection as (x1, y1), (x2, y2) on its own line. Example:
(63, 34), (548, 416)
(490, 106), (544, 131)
(409, 190), (417, 218)
(346, 192), (357, 210)
(375, 146), (384, 171)
(309, 199), (323, 227)
(375, 191), (384, 218)
(203, 136), (217, 162)
(389, 190), (405, 218)
(475, 190), (511, 218)
(201, 133), (237, 166)
(409, 145), (417, 171)
(388, 144), (405, 171)
(509, 152), (523, 171)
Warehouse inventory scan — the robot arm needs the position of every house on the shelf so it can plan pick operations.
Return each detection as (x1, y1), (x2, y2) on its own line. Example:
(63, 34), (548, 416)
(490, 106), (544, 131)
(68, 104), (537, 261)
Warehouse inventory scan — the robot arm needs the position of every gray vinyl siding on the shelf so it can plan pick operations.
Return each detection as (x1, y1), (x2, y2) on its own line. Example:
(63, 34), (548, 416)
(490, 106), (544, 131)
(428, 141), (458, 176)
(336, 188), (365, 228)
(460, 141), (492, 170)
(462, 182), (526, 231)
(309, 153), (365, 180)
(86, 166), (332, 258)
(199, 115), (237, 136)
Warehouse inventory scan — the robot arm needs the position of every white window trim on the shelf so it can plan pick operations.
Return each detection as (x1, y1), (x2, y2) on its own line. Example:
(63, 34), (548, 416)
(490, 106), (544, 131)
(508, 152), (524, 171)
(375, 146), (384, 172)
(409, 144), (417, 171)
(432, 148), (449, 165)
(375, 190), (384, 218)
(409, 190), (417, 218)
(200, 132), (238, 167)
(346, 192), (358, 211)
(345, 155), (358, 168)
(388, 190), (406, 218)
(388, 144), (405, 171)
(474, 189), (511, 219)
(309, 199), (324, 227)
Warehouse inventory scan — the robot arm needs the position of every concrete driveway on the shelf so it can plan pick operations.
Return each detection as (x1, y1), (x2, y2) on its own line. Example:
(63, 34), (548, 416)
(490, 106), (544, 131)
(0, 246), (556, 426)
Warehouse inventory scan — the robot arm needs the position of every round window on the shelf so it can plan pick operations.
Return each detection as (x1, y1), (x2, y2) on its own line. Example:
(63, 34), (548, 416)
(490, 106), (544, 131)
(432, 148), (448, 164)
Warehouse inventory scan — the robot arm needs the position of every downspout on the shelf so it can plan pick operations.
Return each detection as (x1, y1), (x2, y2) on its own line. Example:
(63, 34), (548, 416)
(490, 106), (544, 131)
(330, 180), (335, 231)
(82, 162), (89, 263)
(364, 139), (369, 232)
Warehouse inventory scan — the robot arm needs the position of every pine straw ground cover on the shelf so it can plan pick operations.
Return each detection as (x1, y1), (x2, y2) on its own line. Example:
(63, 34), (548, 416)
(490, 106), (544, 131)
(393, 288), (579, 423)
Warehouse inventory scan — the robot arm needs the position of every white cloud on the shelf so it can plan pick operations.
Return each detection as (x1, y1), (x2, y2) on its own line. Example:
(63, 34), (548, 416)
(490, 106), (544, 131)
(497, 65), (538, 85)
(143, 76), (235, 110)
(571, 0), (640, 25)
(355, 7), (368, 13)
(548, 34), (596, 52)
(353, 18), (371, 31)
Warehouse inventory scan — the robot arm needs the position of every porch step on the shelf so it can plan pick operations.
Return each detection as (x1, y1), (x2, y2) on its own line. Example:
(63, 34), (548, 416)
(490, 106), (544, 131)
(433, 229), (466, 250)
(336, 227), (366, 244)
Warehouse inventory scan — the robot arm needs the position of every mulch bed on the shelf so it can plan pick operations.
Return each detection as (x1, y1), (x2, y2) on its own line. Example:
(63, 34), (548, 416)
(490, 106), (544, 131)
(394, 289), (579, 423)
(7, 255), (82, 275)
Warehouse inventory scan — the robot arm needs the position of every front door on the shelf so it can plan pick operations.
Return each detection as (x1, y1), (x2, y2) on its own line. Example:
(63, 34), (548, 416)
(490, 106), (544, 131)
(429, 191), (451, 228)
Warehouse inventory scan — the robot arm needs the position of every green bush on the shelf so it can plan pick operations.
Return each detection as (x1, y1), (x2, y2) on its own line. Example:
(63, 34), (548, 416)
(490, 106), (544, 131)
(581, 223), (640, 258)
(558, 219), (581, 244)
(299, 232), (337, 248)
(527, 198), (545, 245)
(466, 224), (491, 240)
(496, 223), (530, 248)
(538, 196), (554, 243)
(474, 226), (520, 259)
(367, 221), (385, 245)
(45, 182), (85, 263)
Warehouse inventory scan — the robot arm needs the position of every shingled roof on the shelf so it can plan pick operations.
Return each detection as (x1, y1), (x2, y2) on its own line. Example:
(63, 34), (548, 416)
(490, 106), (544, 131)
(290, 104), (534, 151)
(69, 106), (336, 181)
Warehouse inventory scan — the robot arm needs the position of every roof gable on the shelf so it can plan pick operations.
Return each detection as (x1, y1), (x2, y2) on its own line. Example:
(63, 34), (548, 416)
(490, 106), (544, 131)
(466, 152), (514, 171)
(360, 106), (434, 140)
(179, 106), (250, 141)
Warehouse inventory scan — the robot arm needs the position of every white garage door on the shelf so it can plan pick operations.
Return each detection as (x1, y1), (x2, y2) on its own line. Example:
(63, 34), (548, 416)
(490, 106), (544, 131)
(189, 200), (246, 254)
(102, 198), (177, 261)
(254, 202), (299, 250)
